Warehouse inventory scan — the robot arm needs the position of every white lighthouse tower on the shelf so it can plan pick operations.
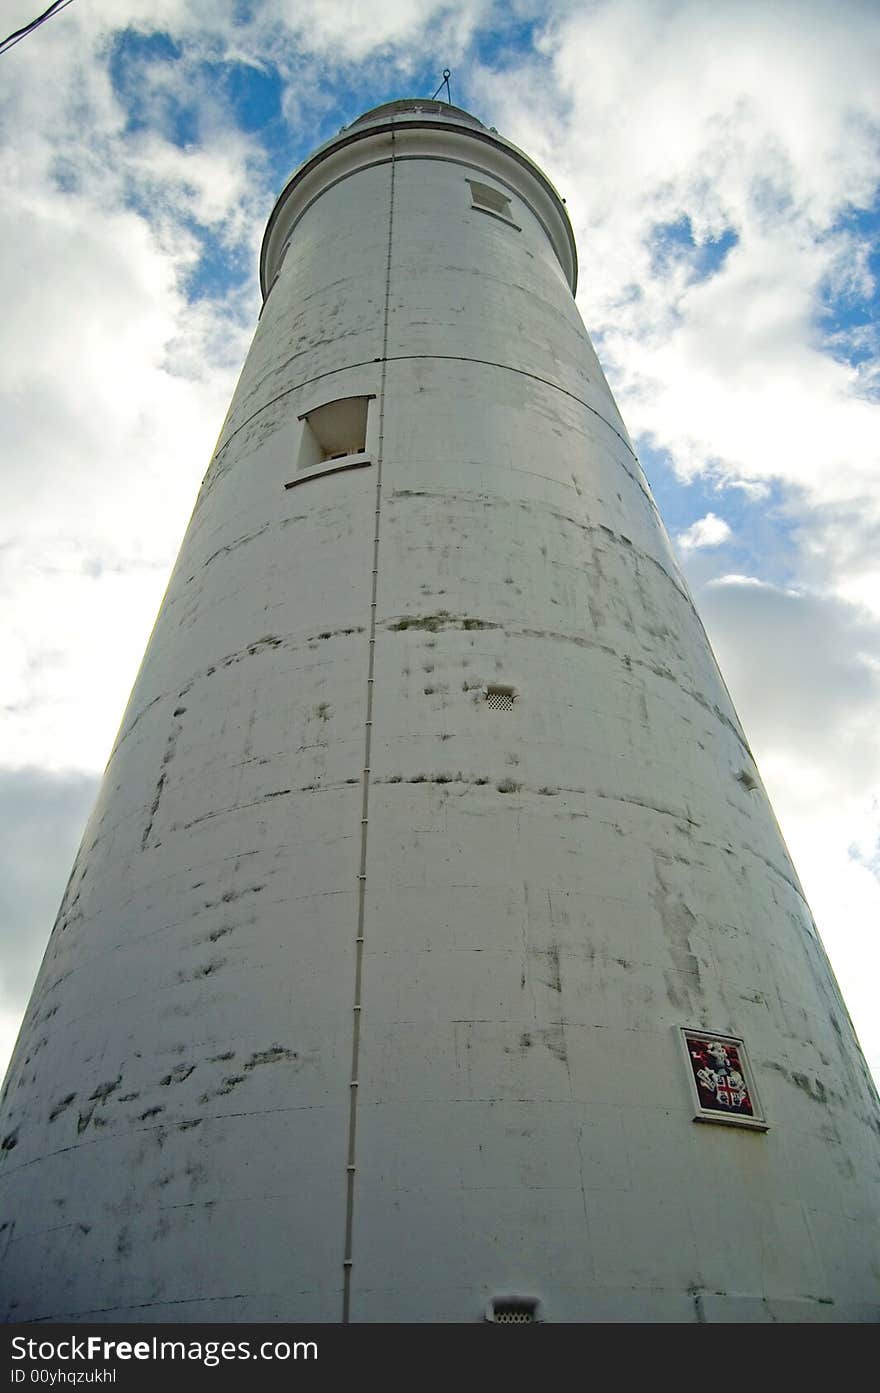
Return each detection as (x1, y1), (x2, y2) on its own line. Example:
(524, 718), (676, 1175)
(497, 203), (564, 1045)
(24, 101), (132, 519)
(1, 99), (879, 1323)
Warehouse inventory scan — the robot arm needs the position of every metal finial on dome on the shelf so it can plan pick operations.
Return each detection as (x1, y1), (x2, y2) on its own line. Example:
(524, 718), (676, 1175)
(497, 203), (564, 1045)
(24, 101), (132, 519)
(431, 67), (452, 103)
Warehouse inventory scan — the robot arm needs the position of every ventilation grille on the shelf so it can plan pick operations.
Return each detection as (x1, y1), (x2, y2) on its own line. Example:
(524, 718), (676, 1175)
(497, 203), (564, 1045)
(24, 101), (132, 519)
(486, 688), (514, 711)
(493, 1306), (534, 1324)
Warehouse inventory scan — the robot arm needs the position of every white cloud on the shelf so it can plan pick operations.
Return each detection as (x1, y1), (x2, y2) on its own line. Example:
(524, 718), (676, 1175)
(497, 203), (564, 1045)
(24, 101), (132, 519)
(707, 574), (774, 588)
(272, 0), (493, 63)
(676, 512), (732, 550)
(0, 769), (99, 1074)
(0, 181), (250, 766)
(0, 4), (262, 777)
(475, 1), (880, 583)
(697, 577), (880, 1078)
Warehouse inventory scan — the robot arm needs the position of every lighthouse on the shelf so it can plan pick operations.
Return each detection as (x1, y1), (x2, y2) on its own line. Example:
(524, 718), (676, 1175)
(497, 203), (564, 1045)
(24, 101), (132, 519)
(1, 98), (878, 1323)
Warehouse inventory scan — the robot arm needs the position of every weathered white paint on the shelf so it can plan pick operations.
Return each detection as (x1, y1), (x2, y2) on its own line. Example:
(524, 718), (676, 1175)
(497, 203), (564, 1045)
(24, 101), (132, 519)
(1, 99), (878, 1324)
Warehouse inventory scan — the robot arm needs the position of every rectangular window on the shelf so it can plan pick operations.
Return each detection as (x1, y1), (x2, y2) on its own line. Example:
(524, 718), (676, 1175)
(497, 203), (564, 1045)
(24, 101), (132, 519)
(297, 396), (372, 471)
(467, 179), (519, 228)
(284, 395), (376, 489)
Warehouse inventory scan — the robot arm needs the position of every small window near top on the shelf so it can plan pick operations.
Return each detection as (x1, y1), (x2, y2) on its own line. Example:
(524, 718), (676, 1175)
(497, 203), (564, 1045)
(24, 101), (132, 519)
(467, 179), (518, 227)
(298, 396), (370, 471)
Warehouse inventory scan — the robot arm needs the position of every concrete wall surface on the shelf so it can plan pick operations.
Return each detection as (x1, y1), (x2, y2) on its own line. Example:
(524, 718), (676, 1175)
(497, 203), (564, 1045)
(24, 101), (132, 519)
(1, 102), (878, 1323)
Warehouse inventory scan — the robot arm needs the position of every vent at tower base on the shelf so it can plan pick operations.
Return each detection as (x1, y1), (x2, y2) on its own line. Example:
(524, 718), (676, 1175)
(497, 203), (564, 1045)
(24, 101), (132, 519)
(1, 98), (879, 1325)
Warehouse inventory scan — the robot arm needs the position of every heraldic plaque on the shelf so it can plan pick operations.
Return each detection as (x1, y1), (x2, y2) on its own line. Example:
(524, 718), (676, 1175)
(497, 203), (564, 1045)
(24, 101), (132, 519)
(680, 1028), (768, 1130)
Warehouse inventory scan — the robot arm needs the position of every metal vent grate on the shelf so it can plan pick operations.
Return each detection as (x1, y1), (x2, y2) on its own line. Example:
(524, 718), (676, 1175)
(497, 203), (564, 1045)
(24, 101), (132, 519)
(493, 1307), (534, 1323)
(486, 688), (514, 711)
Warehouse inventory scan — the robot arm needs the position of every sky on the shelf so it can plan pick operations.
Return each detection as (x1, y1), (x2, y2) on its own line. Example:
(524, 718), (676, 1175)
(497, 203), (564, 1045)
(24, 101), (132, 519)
(1, 0), (879, 1086)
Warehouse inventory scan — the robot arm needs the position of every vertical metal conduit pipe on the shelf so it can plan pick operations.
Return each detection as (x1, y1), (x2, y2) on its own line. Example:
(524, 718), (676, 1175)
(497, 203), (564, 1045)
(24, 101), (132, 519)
(342, 129), (396, 1324)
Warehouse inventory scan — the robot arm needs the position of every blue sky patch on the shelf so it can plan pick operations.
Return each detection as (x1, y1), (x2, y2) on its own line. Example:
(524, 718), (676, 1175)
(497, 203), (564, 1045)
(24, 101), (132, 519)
(109, 38), (196, 147)
(202, 59), (284, 135)
(108, 30), (188, 140)
(472, 11), (549, 74)
(649, 215), (738, 283)
(815, 200), (880, 377)
(184, 231), (249, 303)
(640, 440), (799, 589)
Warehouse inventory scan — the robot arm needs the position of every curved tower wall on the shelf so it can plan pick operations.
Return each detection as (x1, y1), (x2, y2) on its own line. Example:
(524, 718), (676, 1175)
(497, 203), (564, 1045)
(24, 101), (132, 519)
(2, 101), (879, 1323)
